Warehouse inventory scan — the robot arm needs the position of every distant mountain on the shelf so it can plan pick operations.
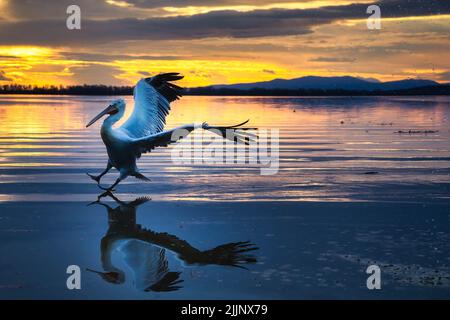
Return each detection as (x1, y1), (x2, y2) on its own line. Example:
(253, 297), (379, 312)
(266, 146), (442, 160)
(1, 77), (447, 96)
(211, 76), (439, 92)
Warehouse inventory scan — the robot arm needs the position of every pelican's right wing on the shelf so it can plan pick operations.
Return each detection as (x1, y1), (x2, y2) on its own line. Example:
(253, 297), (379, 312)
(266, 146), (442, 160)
(120, 73), (183, 138)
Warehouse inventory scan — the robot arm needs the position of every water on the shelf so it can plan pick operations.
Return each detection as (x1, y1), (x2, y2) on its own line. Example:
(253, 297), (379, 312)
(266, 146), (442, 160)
(0, 95), (449, 299)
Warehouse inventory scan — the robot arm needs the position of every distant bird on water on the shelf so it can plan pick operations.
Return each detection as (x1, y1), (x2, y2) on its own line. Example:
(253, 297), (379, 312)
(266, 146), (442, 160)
(86, 73), (255, 191)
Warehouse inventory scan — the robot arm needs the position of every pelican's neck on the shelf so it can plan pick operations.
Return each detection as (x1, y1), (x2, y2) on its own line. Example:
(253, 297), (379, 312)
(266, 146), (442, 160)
(101, 238), (123, 273)
(101, 112), (124, 133)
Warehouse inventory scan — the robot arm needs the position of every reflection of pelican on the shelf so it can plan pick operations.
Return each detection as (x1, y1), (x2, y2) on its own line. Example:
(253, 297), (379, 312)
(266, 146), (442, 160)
(88, 192), (258, 292)
(86, 73), (255, 191)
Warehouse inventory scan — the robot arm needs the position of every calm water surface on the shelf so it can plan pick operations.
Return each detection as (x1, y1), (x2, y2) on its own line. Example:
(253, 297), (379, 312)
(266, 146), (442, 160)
(0, 95), (449, 299)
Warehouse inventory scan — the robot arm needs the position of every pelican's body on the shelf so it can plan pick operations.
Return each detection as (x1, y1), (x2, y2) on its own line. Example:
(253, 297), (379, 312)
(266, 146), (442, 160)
(86, 73), (254, 191)
(101, 114), (137, 176)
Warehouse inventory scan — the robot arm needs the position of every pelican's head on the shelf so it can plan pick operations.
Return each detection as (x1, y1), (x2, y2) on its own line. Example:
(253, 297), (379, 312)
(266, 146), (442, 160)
(86, 98), (126, 127)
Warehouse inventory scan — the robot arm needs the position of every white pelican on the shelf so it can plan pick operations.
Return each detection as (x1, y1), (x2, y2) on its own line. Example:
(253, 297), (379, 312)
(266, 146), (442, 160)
(86, 73), (254, 191)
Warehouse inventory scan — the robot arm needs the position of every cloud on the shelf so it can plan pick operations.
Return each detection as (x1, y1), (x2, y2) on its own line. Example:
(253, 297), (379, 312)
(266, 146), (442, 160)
(0, 0), (448, 45)
(263, 69), (276, 74)
(69, 64), (125, 85)
(118, 0), (326, 9)
(310, 57), (356, 62)
(5, 0), (153, 20)
(58, 52), (183, 62)
(0, 70), (12, 81)
(437, 71), (450, 82)
(3, 0), (330, 20)
(1, 0), (449, 85)
(0, 10), (314, 45)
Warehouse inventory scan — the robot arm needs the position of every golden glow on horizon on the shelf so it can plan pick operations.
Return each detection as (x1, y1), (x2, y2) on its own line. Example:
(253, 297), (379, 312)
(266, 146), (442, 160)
(2, 51), (445, 87)
(0, 46), (70, 85)
(113, 59), (297, 87)
(0, 46), (94, 85)
(0, 46), (53, 58)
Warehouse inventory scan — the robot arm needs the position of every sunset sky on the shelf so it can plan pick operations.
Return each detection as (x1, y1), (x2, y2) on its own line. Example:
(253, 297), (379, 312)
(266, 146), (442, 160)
(0, 0), (448, 87)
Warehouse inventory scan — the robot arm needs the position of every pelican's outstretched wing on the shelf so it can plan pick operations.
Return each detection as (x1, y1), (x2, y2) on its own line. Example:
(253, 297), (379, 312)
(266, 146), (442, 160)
(131, 224), (258, 268)
(131, 121), (257, 158)
(120, 73), (183, 138)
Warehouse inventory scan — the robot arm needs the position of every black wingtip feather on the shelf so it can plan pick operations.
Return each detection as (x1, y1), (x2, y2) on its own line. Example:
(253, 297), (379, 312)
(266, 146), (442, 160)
(145, 72), (184, 103)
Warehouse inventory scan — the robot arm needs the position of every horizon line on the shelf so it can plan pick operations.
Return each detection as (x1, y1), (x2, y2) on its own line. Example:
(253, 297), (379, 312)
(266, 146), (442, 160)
(0, 75), (446, 89)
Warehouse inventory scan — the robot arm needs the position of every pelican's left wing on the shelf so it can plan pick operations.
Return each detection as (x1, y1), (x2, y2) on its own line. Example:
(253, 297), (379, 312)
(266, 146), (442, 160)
(120, 73), (183, 138)
(131, 121), (257, 158)
(130, 124), (196, 158)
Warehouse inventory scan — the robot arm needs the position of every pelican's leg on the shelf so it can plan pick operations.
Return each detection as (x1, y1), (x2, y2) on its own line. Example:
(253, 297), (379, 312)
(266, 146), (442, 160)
(106, 192), (127, 205)
(87, 190), (114, 206)
(88, 195), (112, 208)
(98, 177), (122, 192)
(87, 162), (112, 184)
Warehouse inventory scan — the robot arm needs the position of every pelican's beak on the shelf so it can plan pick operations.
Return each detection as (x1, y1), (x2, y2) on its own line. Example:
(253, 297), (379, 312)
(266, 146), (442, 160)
(86, 104), (118, 127)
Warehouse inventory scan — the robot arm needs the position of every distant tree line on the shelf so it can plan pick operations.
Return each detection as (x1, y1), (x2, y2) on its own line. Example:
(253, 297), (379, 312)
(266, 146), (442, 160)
(0, 84), (133, 95)
(0, 83), (448, 96)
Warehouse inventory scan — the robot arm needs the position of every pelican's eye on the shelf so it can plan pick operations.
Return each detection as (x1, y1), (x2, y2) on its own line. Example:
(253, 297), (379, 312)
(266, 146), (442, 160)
(109, 106), (119, 115)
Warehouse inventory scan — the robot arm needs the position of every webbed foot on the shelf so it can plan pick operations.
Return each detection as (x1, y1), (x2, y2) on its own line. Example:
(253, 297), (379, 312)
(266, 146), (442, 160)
(86, 173), (101, 184)
(134, 172), (151, 182)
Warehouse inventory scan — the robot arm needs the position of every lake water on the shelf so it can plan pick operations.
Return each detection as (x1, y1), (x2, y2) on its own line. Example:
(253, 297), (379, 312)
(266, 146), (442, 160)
(0, 95), (449, 299)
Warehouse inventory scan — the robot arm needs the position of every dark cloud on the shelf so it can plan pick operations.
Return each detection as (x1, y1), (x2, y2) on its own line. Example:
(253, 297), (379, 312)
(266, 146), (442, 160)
(138, 71), (151, 76)
(0, 0), (447, 45)
(4, 0), (313, 20)
(124, 0), (315, 8)
(127, 0), (448, 13)
(263, 69), (276, 74)
(310, 57), (356, 62)
(5, 0), (152, 20)
(59, 52), (183, 61)
(0, 70), (12, 81)
(0, 10), (316, 45)
(189, 70), (211, 78)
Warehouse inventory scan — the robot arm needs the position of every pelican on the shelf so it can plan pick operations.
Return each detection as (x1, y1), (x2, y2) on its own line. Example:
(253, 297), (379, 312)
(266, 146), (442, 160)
(86, 73), (255, 191)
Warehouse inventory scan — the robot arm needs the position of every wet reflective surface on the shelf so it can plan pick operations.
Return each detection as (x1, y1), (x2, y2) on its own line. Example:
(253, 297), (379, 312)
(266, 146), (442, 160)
(0, 95), (450, 299)
(88, 192), (258, 292)
(1, 95), (449, 202)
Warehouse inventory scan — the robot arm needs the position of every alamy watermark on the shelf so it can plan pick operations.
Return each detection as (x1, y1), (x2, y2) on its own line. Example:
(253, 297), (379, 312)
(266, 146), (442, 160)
(366, 264), (381, 289)
(66, 5), (81, 30)
(367, 5), (381, 30)
(66, 264), (81, 290)
(170, 124), (279, 176)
